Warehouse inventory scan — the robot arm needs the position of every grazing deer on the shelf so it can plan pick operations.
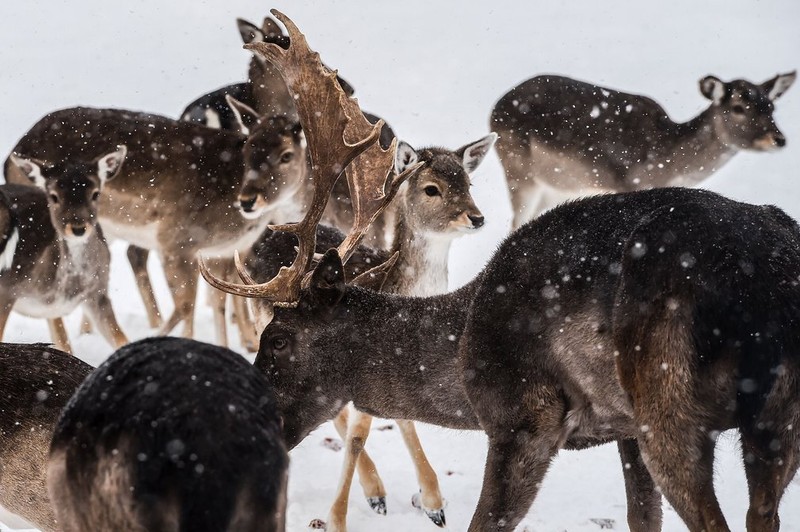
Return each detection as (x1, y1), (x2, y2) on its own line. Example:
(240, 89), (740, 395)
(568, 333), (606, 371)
(491, 71), (796, 228)
(0, 343), (91, 532)
(0, 149), (128, 352)
(203, 12), (800, 531)
(5, 101), (306, 341)
(48, 337), (289, 532)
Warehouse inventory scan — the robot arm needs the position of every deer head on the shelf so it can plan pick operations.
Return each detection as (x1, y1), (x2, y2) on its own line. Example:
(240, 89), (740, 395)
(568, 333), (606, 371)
(699, 71), (795, 151)
(200, 10), (421, 311)
(9, 146), (126, 241)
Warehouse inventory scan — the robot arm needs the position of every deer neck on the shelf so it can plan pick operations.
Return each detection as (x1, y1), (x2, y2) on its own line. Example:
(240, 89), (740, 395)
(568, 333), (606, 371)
(644, 108), (738, 188)
(387, 215), (453, 297)
(277, 281), (483, 449)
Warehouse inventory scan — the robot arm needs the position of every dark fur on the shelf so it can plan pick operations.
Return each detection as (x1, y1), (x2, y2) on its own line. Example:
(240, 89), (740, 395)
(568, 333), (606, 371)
(256, 187), (800, 531)
(49, 337), (288, 532)
(0, 343), (91, 531)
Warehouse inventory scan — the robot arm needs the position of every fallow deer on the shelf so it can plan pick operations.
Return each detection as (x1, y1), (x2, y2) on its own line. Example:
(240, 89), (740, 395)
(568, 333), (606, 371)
(5, 101), (306, 341)
(0, 343), (91, 531)
(203, 12), (800, 531)
(491, 72), (796, 228)
(0, 149), (128, 352)
(244, 133), (495, 530)
(47, 337), (289, 532)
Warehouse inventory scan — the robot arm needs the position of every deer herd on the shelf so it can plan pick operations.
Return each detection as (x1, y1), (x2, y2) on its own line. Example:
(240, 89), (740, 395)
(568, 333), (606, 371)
(0, 8), (798, 532)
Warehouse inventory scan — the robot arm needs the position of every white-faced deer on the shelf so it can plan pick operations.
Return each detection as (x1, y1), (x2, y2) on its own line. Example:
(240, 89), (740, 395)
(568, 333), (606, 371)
(0, 149), (128, 352)
(204, 12), (800, 532)
(5, 102), (306, 341)
(47, 337), (289, 532)
(491, 72), (797, 228)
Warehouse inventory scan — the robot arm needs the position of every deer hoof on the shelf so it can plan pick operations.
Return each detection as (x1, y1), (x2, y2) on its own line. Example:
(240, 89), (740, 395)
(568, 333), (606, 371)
(411, 492), (447, 527)
(308, 518), (326, 529)
(366, 496), (387, 515)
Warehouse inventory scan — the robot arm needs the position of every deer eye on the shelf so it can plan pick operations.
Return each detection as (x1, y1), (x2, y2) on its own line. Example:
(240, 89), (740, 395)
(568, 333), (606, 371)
(272, 337), (288, 351)
(424, 185), (441, 197)
(731, 104), (747, 115)
(91, 190), (100, 201)
(280, 151), (294, 164)
(49, 193), (59, 204)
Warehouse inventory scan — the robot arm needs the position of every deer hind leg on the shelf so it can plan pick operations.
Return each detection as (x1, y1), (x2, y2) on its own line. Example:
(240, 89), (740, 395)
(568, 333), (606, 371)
(617, 439), (662, 532)
(158, 254), (198, 338)
(332, 406), (386, 514)
(740, 366), (800, 532)
(467, 386), (566, 532)
(396, 419), (445, 527)
(82, 294), (128, 348)
(126, 245), (162, 329)
(47, 318), (72, 353)
(494, 133), (541, 230)
(325, 408), (375, 532)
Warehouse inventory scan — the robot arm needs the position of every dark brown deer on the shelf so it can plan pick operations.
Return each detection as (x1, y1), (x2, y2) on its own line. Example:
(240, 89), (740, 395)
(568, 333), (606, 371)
(47, 337), (289, 532)
(204, 12), (800, 531)
(491, 72), (796, 228)
(0, 148), (128, 352)
(5, 101), (306, 340)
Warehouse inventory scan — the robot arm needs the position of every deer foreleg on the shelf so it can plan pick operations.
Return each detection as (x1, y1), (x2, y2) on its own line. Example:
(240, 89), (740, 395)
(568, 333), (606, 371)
(158, 254), (198, 338)
(231, 294), (259, 352)
(325, 408), (374, 532)
(83, 294), (128, 348)
(397, 419), (445, 527)
(47, 318), (72, 354)
(617, 439), (662, 532)
(332, 406), (386, 514)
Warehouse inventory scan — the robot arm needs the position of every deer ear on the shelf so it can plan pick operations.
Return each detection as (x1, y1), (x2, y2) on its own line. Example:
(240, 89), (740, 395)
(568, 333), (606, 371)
(761, 71), (796, 101)
(309, 249), (346, 310)
(395, 141), (419, 174)
(227, 95), (260, 135)
(9, 154), (46, 189)
(700, 75), (726, 104)
(456, 132), (497, 173)
(96, 145), (127, 184)
(237, 18), (264, 44)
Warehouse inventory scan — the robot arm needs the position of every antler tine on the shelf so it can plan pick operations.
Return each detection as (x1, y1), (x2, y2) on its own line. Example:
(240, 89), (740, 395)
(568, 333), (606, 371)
(337, 138), (424, 264)
(202, 10), (383, 303)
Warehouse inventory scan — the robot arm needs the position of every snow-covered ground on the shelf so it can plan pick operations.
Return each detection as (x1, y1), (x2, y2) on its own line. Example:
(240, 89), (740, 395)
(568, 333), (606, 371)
(1, 1), (799, 530)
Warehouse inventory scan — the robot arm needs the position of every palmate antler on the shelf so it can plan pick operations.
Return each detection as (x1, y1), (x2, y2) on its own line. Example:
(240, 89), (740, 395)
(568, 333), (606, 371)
(199, 9), (421, 305)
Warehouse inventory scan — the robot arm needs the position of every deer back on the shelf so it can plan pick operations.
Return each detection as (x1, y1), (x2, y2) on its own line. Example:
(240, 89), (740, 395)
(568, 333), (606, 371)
(48, 337), (288, 532)
(0, 343), (91, 532)
(7, 107), (306, 256)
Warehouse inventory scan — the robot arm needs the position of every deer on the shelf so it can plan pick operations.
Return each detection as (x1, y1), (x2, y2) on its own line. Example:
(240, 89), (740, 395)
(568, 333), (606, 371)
(202, 12), (800, 532)
(491, 71), (796, 228)
(0, 148), (128, 352)
(243, 132), (495, 529)
(4, 100), (307, 344)
(47, 337), (289, 532)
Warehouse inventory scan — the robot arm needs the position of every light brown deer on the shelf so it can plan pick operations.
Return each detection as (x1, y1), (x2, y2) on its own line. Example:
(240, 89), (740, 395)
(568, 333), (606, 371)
(0, 148), (128, 352)
(5, 102), (306, 340)
(491, 72), (796, 228)
(204, 12), (800, 531)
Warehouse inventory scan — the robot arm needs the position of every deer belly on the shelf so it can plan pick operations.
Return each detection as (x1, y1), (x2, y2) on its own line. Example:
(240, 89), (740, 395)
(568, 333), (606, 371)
(14, 292), (83, 319)
(99, 218), (161, 250)
(198, 217), (271, 258)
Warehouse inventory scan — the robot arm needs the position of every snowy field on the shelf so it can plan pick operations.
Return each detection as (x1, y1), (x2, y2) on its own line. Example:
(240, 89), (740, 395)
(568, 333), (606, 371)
(1, 1), (800, 530)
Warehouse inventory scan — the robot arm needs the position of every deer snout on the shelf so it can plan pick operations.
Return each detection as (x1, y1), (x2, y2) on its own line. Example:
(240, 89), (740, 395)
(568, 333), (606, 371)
(239, 196), (257, 212)
(236, 193), (267, 220)
(468, 214), (485, 229)
(754, 130), (787, 151)
(774, 132), (787, 148)
(66, 223), (92, 239)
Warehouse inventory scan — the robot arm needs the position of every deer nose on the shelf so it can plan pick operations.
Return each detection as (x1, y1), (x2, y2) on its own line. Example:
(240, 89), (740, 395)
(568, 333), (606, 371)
(468, 214), (485, 229)
(71, 224), (86, 237)
(239, 196), (257, 212)
(774, 133), (786, 148)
